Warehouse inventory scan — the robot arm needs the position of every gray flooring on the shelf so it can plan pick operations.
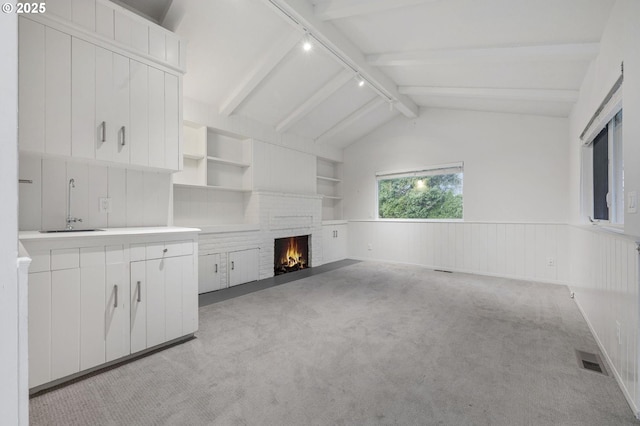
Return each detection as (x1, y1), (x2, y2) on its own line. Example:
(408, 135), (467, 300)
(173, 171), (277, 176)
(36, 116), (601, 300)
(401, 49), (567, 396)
(30, 261), (639, 425)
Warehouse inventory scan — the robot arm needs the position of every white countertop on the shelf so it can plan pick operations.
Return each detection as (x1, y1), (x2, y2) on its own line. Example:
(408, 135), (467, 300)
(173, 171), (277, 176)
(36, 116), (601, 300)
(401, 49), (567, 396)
(19, 226), (201, 241)
(197, 224), (261, 234)
(322, 220), (348, 226)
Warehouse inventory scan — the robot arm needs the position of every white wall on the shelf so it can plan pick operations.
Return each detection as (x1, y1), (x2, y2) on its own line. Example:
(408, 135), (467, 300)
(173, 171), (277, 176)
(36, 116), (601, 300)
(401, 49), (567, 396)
(344, 108), (569, 222)
(569, 0), (640, 234)
(349, 221), (569, 284)
(568, 226), (639, 413)
(567, 0), (640, 415)
(252, 140), (316, 195)
(19, 155), (171, 231)
(0, 11), (22, 425)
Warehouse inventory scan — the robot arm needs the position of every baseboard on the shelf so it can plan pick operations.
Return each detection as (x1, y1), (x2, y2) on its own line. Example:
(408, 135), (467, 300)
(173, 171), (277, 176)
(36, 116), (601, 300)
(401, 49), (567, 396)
(571, 293), (640, 419)
(348, 256), (570, 286)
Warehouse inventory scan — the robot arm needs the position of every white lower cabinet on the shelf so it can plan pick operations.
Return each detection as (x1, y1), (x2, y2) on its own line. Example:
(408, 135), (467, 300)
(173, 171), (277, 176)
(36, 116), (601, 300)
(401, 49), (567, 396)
(28, 271), (51, 388)
(130, 244), (196, 353)
(24, 234), (198, 390)
(79, 247), (106, 371)
(322, 223), (347, 264)
(198, 253), (223, 294)
(50, 266), (80, 381)
(229, 248), (259, 287)
(105, 255), (129, 362)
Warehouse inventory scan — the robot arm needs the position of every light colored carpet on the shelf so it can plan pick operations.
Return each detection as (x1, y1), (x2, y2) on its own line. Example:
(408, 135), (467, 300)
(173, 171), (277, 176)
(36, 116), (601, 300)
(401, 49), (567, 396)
(30, 261), (639, 425)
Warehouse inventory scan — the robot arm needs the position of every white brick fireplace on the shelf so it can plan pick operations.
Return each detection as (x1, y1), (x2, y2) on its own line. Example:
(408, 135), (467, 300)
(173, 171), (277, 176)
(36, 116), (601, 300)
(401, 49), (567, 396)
(247, 192), (323, 279)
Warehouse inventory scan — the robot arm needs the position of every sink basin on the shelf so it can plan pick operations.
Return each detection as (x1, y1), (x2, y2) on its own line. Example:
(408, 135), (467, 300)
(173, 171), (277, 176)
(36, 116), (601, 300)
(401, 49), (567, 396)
(39, 229), (105, 233)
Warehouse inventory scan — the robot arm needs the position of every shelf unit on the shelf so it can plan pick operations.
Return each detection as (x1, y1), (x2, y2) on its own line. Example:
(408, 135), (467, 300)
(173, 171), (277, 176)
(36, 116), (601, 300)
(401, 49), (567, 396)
(173, 123), (253, 192)
(316, 157), (343, 220)
(173, 124), (255, 228)
(174, 121), (207, 186)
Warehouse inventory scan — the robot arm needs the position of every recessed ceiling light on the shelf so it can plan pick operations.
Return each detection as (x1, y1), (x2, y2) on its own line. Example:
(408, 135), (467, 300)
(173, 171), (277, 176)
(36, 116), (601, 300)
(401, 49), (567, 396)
(303, 41), (312, 51)
(358, 79), (365, 87)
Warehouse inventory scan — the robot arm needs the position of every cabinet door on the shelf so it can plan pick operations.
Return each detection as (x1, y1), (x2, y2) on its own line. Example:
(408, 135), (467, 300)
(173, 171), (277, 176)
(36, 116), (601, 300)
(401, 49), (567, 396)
(229, 249), (259, 287)
(51, 268), (81, 380)
(323, 226), (336, 264)
(18, 18), (45, 153)
(164, 256), (183, 341)
(130, 260), (147, 353)
(96, 49), (130, 164)
(148, 67), (165, 168)
(113, 53), (130, 164)
(164, 73), (180, 170)
(79, 247), (106, 371)
(105, 262), (129, 362)
(28, 271), (51, 388)
(95, 47), (114, 162)
(198, 253), (222, 294)
(146, 258), (165, 348)
(334, 225), (347, 261)
(228, 251), (241, 287)
(182, 254), (198, 335)
(71, 38), (96, 159)
(45, 27), (71, 156)
(130, 60), (149, 166)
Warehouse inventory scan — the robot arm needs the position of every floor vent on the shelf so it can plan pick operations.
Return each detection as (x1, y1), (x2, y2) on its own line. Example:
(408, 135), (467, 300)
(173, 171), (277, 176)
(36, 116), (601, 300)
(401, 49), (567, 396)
(434, 269), (453, 273)
(575, 350), (608, 376)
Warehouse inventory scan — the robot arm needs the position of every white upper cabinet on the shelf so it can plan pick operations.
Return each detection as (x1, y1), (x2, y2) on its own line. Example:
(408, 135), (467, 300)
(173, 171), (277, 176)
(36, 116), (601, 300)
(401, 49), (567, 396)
(71, 38), (96, 160)
(164, 74), (181, 171)
(18, 2), (184, 172)
(18, 18), (45, 154)
(130, 60), (149, 167)
(96, 48), (130, 164)
(45, 27), (72, 157)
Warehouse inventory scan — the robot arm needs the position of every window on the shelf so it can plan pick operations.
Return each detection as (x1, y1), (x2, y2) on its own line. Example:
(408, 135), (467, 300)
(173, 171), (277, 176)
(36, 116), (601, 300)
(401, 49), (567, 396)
(585, 110), (623, 223)
(376, 163), (463, 220)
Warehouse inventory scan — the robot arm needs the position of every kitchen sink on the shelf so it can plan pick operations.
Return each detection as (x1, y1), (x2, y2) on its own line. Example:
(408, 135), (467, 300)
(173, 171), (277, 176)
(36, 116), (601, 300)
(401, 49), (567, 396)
(39, 229), (105, 233)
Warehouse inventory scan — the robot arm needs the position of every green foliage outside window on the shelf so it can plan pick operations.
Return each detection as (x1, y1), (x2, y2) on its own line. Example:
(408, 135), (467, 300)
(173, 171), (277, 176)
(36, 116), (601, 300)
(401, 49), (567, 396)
(378, 173), (463, 219)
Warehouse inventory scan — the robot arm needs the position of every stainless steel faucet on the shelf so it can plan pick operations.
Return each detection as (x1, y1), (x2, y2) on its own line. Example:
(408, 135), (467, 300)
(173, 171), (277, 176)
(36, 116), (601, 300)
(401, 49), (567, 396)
(66, 178), (83, 230)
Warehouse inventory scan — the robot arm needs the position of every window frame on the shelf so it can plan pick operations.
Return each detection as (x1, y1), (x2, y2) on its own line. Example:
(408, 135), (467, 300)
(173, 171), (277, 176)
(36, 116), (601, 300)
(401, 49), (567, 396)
(375, 162), (464, 222)
(582, 107), (623, 226)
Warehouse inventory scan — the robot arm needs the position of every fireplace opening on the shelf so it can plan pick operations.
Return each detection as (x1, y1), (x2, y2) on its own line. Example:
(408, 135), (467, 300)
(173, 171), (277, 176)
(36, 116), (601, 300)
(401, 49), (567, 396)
(274, 235), (309, 276)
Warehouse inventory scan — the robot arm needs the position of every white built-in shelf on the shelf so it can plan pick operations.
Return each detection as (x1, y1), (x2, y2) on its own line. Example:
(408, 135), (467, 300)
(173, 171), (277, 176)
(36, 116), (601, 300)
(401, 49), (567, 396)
(323, 195), (343, 200)
(207, 156), (251, 168)
(174, 183), (251, 193)
(184, 153), (206, 160)
(317, 175), (341, 183)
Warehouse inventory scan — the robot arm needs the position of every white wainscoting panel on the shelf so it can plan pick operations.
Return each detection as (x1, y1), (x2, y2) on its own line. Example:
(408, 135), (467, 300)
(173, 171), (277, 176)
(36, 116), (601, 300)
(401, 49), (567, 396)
(568, 226), (639, 415)
(348, 221), (569, 284)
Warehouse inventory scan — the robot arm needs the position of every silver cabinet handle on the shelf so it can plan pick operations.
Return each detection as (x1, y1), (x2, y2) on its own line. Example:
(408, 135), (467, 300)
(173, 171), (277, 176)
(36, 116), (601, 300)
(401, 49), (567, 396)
(121, 126), (126, 146)
(231, 261), (235, 270)
(100, 121), (106, 142)
(215, 264), (218, 273)
(114, 284), (118, 308)
(137, 280), (141, 302)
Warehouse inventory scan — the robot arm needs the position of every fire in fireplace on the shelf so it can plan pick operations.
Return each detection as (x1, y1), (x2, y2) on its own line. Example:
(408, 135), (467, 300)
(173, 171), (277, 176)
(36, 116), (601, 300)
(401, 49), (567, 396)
(274, 235), (309, 275)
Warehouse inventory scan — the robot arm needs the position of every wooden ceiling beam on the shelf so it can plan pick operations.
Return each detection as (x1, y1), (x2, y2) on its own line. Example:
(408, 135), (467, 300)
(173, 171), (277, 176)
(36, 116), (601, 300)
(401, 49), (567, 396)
(398, 86), (580, 103)
(219, 32), (300, 117)
(276, 71), (352, 132)
(368, 43), (600, 66)
(315, 98), (385, 143)
(262, 0), (418, 118)
(314, 0), (437, 21)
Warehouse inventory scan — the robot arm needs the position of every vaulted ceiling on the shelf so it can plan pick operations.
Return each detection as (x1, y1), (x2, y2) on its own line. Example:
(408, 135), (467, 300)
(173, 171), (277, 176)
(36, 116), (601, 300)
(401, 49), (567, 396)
(119, 0), (617, 148)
